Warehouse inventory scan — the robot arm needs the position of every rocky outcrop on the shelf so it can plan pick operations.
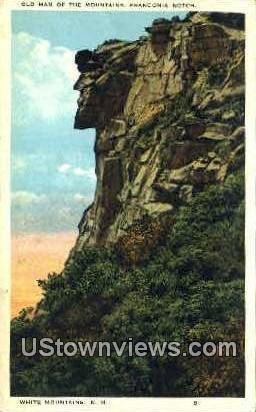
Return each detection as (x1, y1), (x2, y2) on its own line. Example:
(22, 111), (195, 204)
(73, 12), (245, 261)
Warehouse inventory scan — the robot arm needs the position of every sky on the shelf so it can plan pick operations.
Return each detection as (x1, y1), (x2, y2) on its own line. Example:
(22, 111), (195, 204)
(11, 10), (186, 235)
(11, 10), (187, 315)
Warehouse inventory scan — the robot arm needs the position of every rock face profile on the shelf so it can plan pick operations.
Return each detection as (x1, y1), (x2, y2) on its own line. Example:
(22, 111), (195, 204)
(73, 12), (245, 261)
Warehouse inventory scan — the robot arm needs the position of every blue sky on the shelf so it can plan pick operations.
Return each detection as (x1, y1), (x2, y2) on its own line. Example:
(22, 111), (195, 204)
(11, 10), (186, 234)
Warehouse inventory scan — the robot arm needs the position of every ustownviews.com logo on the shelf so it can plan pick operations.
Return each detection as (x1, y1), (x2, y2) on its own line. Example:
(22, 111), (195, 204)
(21, 338), (239, 358)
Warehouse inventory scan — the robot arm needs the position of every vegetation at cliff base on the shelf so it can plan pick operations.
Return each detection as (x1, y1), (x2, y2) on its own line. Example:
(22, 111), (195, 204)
(11, 170), (244, 397)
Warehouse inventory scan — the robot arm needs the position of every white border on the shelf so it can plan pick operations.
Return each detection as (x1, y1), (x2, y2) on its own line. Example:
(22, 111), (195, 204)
(0, 1), (255, 411)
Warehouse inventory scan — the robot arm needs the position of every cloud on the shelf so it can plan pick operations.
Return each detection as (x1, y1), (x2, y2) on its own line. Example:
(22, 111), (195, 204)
(73, 167), (95, 179)
(57, 164), (96, 180)
(73, 167), (87, 176)
(12, 157), (28, 172)
(12, 192), (93, 234)
(58, 163), (72, 173)
(12, 191), (47, 206)
(13, 31), (78, 124)
(73, 193), (92, 204)
(12, 154), (49, 174)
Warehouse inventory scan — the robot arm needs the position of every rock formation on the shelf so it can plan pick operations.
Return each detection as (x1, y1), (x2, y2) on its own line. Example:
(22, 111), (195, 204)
(73, 12), (245, 261)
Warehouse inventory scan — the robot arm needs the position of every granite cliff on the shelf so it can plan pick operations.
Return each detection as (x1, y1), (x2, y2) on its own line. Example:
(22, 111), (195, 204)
(73, 12), (245, 262)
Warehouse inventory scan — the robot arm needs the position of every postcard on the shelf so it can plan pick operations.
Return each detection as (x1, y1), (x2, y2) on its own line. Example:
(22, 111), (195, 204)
(0, 0), (255, 411)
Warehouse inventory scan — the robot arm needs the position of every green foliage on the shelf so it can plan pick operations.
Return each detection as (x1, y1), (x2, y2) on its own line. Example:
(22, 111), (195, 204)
(11, 170), (245, 397)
